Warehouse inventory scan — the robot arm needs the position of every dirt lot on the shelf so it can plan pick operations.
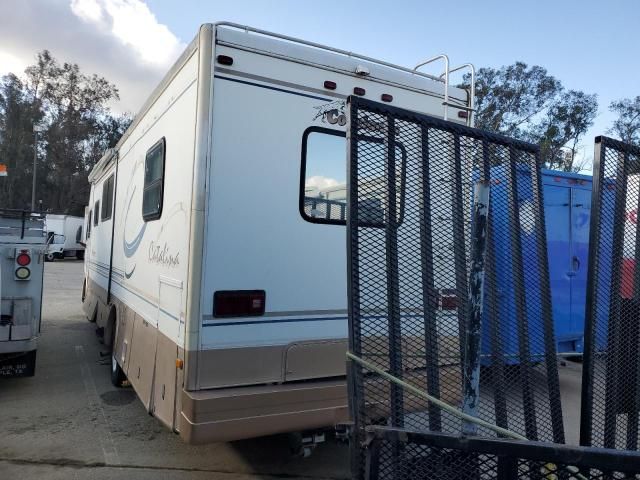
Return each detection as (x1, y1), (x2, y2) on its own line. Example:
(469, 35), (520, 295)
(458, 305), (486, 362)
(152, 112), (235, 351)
(0, 261), (350, 479)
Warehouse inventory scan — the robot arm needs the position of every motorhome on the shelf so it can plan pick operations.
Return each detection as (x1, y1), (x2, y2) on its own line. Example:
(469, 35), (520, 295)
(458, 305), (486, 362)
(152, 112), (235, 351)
(81, 22), (473, 444)
(0, 210), (46, 377)
(45, 214), (85, 261)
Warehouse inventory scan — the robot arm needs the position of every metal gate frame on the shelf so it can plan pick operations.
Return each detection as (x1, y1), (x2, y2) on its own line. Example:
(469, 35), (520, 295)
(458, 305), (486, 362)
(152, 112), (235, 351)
(346, 96), (565, 479)
(581, 135), (640, 451)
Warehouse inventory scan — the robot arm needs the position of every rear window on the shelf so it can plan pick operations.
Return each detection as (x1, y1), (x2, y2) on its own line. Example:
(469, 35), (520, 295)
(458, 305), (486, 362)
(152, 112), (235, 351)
(300, 127), (405, 226)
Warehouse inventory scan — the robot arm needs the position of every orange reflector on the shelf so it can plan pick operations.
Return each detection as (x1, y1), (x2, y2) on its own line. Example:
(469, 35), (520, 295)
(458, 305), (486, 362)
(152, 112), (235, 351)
(176, 359), (184, 369)
(0, 164), (7, 177)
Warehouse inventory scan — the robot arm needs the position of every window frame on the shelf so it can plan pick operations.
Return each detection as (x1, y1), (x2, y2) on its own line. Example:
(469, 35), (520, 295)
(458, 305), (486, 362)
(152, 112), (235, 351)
(142, 137), (166, 222)
(94, 201), (100, 226)
(100, 174), (114, 221)
(299, 126), (407, 227)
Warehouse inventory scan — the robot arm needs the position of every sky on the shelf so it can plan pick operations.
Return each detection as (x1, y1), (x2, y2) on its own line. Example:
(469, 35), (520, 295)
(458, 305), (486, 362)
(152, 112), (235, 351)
(0, 0), (638, 171)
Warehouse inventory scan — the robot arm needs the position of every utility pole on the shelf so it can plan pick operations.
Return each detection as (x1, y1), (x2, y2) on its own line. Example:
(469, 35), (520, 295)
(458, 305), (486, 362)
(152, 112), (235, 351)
(32, 124), (45, 211)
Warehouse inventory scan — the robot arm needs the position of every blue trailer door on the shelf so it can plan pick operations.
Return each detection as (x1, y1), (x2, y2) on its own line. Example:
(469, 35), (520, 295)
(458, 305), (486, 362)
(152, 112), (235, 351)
(545, 185), (573, 351)
(569, 187), (591, 352)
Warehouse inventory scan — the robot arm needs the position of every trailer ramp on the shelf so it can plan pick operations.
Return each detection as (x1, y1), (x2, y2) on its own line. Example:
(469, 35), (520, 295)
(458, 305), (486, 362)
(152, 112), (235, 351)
(581, 136), (640, 454)
(346, 96), (564, 479)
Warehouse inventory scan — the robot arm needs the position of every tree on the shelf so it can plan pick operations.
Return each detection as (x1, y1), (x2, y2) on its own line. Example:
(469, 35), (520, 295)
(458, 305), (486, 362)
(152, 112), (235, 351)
(468, 62), (598, 171)
(0, 50), (131, 215)
(531, 91), (598, 171)
(472, 62), (562, 137)
(608, 96), (640, 146)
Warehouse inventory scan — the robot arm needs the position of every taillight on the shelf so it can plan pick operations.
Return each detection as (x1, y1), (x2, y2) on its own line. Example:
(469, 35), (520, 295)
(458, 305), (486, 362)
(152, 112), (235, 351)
(16, 252), (31, 266)
(15, 249), (32, 281)
(214, 290), (266, 318)
(438, 289), (458, 310)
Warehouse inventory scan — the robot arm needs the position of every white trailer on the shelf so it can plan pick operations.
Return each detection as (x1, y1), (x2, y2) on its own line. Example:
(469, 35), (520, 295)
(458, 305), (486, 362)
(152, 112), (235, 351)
(0, 210), (46, 377)
(45, 214), (85, 261)
(81, 22), (473, 444)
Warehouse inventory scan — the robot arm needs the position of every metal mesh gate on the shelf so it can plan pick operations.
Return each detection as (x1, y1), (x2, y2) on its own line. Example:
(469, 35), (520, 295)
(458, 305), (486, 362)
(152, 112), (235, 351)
(581, 136), (640, 451)
(346, 96), (564, 479)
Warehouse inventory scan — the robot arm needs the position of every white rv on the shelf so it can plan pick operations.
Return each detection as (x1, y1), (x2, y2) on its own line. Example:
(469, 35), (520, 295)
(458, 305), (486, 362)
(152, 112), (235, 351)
(45, 214), (85, 261)
(81, 22), (472, 444)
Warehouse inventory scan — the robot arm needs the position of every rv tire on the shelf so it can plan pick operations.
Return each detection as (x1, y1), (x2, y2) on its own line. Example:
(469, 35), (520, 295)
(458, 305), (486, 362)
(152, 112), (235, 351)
(111, 353), (127, 387)
(110, 326), (127, 387)
(45, 253), (55, 262)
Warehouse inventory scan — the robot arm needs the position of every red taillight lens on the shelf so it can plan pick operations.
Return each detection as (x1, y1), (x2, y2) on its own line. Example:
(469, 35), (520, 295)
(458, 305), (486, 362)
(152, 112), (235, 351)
(214, 290), (266, 318)
(439, 289), (458, 310)
(16, 252), (31, 266)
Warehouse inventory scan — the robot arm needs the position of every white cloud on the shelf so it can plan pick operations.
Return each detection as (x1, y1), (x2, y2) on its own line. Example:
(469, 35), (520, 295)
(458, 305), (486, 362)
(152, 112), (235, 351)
(0, 51), (27, 77)
(0, 0), (185, 113)
(306, 176), (343, 191)
(70, 0), (103, 23)
(71, 0), (182, 68)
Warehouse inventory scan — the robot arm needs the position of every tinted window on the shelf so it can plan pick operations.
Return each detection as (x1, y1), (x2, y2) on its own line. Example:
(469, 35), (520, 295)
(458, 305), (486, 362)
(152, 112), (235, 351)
(94, 201), (99, 226)
(143, 138), (165, 221)
(101, 174), (115, 221)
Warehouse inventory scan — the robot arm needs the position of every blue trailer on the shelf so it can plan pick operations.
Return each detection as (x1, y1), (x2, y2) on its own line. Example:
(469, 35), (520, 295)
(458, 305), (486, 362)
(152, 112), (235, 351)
(481, 167), (596, 363)
(541, 170), (593, 354)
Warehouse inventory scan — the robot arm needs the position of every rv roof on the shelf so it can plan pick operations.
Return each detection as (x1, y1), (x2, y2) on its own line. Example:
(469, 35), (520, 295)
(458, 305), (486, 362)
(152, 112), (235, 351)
(89, 22), (471, 183)
(216, 24), (467, 103)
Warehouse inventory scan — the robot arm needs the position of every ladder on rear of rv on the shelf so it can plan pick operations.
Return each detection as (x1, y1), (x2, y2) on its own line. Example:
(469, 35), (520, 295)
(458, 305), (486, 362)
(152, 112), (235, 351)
(413, 55), (475, 125)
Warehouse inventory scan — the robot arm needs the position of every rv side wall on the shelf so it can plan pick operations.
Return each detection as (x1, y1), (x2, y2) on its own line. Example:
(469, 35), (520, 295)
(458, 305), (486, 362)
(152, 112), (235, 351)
(83, 35), (202, 429)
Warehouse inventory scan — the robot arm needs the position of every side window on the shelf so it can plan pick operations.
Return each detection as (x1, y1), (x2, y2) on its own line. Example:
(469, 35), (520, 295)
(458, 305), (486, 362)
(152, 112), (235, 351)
(300, 127), (405, 226)
(76, 226), (82, 243)
(87, 211), (92, 238)
(101, 174), (115, 221)
(94, 201), (100, 226)
(143, 138), (166, 221)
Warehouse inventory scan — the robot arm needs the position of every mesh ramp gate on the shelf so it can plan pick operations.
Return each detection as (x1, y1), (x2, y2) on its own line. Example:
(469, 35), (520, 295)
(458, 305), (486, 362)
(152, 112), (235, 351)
(346, 96), (564, 479)
(581, 136), (640, 453)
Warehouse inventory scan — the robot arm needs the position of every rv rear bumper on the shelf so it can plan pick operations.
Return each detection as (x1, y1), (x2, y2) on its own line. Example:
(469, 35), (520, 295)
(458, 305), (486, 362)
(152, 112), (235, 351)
(179, 378), (348, 444)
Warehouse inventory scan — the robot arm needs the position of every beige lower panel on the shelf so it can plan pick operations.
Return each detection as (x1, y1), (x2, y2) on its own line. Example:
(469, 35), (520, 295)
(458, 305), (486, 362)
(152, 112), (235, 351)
(197, 345), (285, 388)
(197, 339), (349, 389)
(152, 332), (178, 429)
(125, 314), (158, 411)
(179, 379), (349, 444)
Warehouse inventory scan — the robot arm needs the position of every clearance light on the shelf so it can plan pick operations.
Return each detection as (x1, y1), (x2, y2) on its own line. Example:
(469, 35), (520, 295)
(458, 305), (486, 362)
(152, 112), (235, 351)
(15, 267), (31, 280)
(353, 87), (366, 96)
(458, 111), (469, 119)
(216, 55), (234, 66)
(381, 93), (393, 102)
(214, 290), (266, 318)
(323, 81), (337, 90)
